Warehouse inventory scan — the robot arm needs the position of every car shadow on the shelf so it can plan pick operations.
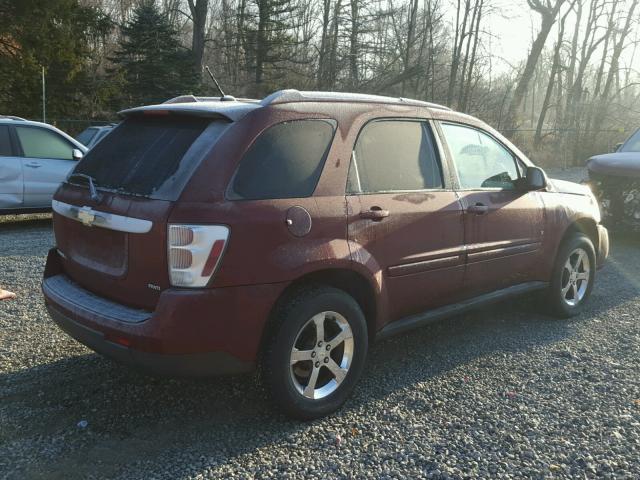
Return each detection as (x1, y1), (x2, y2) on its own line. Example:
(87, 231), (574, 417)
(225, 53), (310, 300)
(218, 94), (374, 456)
(1, 236), (639, 479)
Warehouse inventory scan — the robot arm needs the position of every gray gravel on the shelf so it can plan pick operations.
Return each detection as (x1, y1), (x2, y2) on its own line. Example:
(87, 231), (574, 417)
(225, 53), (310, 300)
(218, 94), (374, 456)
(2, 185), (640, 479)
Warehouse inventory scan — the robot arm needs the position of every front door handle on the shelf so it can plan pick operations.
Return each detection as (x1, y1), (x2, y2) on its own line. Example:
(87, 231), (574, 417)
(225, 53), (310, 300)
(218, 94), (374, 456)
(467, 203), (489, 215)
(360, 207), (390, 221)
(25, 162), (42, 168)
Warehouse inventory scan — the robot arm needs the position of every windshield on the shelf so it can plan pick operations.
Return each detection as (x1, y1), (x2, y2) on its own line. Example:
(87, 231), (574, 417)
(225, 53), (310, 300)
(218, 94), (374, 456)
(70, 116), (229, 200)
(621, 129), (640, 152)
(76, 127), (98, 146)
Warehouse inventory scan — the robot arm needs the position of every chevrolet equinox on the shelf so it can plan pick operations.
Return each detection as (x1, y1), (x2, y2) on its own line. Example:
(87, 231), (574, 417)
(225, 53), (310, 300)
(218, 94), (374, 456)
(42, 90), (609, 419)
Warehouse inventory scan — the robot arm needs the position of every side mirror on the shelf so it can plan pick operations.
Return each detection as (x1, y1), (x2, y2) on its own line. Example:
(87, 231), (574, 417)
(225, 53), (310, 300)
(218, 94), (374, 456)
(613, 143), (623, 153)
(72, 148), (84, 161)
(524, 166), (547, 191)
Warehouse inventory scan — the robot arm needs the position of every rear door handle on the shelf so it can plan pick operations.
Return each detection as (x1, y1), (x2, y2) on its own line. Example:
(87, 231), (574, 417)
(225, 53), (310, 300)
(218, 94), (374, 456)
(467, 203), (489, 215)
(360, 207), (390, 221)
(25, 162), (42, 168)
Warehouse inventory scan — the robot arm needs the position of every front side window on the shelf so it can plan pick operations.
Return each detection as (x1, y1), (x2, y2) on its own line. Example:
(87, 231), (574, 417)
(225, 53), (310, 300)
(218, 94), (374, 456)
(348, 120), (443, 193)
(229, 119), (336, 200)
(441, 123), (519, 190)
(15, 126), (74, 160)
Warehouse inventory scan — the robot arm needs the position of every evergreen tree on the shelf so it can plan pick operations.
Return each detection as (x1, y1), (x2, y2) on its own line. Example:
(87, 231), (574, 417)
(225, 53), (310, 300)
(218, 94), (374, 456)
(0, 0), (112, 120)
(110, 1), (198, 108)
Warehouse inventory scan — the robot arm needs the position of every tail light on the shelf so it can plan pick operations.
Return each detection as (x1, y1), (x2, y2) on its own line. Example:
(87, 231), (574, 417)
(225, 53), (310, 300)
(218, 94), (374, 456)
(168, 224), (229, 287)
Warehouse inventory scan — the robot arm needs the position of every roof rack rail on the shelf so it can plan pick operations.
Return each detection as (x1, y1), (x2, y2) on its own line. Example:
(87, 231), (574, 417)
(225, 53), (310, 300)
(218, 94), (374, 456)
(163, 94), (251, 104)
(0, 115), (26, 121)
(261, 89), (451, 111)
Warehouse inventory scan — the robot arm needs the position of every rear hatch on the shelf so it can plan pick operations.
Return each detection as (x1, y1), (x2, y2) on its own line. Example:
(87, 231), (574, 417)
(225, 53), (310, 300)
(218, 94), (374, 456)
(52, 113), (231, 310)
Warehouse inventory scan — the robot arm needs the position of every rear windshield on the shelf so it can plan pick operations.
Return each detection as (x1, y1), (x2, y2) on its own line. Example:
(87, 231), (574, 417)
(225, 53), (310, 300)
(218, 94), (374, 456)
(71, 116), (228, 200)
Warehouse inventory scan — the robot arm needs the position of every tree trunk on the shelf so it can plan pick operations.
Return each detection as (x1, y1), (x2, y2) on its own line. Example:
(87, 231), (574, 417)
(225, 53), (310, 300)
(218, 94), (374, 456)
(255, 0), (268, 91)
(447, 0), (470, 107)
(534, 15), (565, 147)
(505, 0), (566, 130)
(317, 0), (331, 88)
(328, 0), (342, 89)
(349, 0), (359, 89)
(401, 0), (419, 96)
(459, 0), (482, 111)
(187, 0), (209, 79)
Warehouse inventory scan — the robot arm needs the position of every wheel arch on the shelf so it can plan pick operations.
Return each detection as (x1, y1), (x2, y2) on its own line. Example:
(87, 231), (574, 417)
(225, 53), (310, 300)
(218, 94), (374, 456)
(562, 217), (599, 253)
(260, 268), (380, 357)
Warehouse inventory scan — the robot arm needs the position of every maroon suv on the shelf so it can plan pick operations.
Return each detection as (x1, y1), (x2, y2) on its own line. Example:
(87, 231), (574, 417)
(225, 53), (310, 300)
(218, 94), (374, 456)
(43, 90), (609, 419)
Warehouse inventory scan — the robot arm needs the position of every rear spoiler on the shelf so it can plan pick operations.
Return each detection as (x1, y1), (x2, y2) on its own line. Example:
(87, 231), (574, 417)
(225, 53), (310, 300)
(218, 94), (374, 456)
(118, 100), (261, 122)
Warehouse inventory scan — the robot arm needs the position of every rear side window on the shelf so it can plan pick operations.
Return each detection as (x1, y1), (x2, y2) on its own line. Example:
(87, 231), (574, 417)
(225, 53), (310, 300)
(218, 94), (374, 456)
(0, 126), (12, 156)
(76, 127), (98, 146)
(348, 120), (443, 193)
(73, 116), (221, 198)
(228, 119), (336, 200)
(15, 126), (74, 160)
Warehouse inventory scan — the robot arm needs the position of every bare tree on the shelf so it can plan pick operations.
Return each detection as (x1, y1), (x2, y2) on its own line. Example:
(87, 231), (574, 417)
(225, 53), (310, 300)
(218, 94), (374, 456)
(505, 0), (570, 129)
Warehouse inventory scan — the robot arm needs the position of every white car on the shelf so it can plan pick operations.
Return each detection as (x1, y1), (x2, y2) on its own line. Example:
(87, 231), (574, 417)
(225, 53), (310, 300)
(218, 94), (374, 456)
(0, 116), (87, 213)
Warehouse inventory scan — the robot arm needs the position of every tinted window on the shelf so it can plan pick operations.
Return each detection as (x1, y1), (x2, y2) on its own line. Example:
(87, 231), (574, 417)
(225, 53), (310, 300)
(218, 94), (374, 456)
(15, 126), (74, 160)
(349, 120), (443, 193)
(441, 123), (519, 190)
(229, 119), (335, 200)
(91, 128), (112, 147)
(76, 127), (98, 146)
(0, 126), (12, 156)
(73, 116), (217, 198)
(621, 129), (640, 152)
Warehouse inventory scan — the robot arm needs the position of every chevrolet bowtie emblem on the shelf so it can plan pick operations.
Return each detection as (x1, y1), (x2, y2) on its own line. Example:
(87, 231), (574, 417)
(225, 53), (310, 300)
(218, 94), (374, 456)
(77, 207), (96, 227)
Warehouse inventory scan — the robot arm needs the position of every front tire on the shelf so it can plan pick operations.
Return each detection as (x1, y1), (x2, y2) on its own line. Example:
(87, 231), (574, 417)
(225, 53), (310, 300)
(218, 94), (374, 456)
(262, 286), (368, 420)
(546, 232), (596, 318)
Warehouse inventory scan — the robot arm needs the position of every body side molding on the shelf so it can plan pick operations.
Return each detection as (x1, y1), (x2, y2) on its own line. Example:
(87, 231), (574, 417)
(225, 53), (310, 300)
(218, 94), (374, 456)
(377, 281), (548, 340)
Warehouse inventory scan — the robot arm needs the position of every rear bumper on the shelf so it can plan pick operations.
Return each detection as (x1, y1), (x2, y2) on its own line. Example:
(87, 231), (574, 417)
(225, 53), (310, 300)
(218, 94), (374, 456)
(42, 249), (287, 377)
(47, 304), (251, 376)
(597, 224), (609, 269)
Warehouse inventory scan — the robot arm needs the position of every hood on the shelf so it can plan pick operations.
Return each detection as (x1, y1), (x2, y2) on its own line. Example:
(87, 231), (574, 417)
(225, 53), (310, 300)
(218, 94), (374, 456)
(587, 152), (640, 178)
(548, 178), (590, 196)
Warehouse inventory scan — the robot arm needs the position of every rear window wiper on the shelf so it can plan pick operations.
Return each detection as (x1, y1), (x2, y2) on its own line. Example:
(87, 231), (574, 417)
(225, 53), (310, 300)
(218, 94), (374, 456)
(67, 173), (102, 202)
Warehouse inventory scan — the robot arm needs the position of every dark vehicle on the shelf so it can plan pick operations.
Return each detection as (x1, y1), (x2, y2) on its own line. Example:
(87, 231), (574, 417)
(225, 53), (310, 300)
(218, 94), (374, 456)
(75, 124), (115, 149)
(587, 128), (640, 230)
(42, 90), (609, 419)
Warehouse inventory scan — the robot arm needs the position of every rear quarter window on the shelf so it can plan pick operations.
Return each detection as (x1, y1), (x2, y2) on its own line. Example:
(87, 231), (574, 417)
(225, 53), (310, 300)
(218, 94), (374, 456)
(228, 119), (336, 200)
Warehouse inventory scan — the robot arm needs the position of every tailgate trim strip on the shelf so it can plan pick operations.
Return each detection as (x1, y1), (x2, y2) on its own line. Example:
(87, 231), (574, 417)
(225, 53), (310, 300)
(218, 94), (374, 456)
(43, 274), (152, 324)
(52, 200), (152, 233)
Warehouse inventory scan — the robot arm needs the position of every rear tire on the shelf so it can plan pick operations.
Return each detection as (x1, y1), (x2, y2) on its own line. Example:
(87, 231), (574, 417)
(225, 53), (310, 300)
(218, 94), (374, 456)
(545, 232), (596, 318)
(262, 285), (368, 420)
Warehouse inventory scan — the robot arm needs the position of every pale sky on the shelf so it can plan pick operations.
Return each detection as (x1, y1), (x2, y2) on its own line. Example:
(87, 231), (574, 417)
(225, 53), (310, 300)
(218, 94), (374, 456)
(475, 0), (639, 77)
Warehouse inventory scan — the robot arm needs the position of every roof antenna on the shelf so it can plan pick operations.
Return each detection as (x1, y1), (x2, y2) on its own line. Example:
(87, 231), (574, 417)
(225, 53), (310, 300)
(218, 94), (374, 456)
(205, 66), (225, 98)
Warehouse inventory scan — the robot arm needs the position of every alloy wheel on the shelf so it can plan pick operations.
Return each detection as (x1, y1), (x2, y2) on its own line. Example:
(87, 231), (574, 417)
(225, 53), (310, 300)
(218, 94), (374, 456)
(561, 247), (590, 307)
(289, 311), (354, 400)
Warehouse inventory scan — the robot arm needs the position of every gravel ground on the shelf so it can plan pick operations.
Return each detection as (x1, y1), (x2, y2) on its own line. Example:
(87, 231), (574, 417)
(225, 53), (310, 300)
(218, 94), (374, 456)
(1, 170), (639, 479)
